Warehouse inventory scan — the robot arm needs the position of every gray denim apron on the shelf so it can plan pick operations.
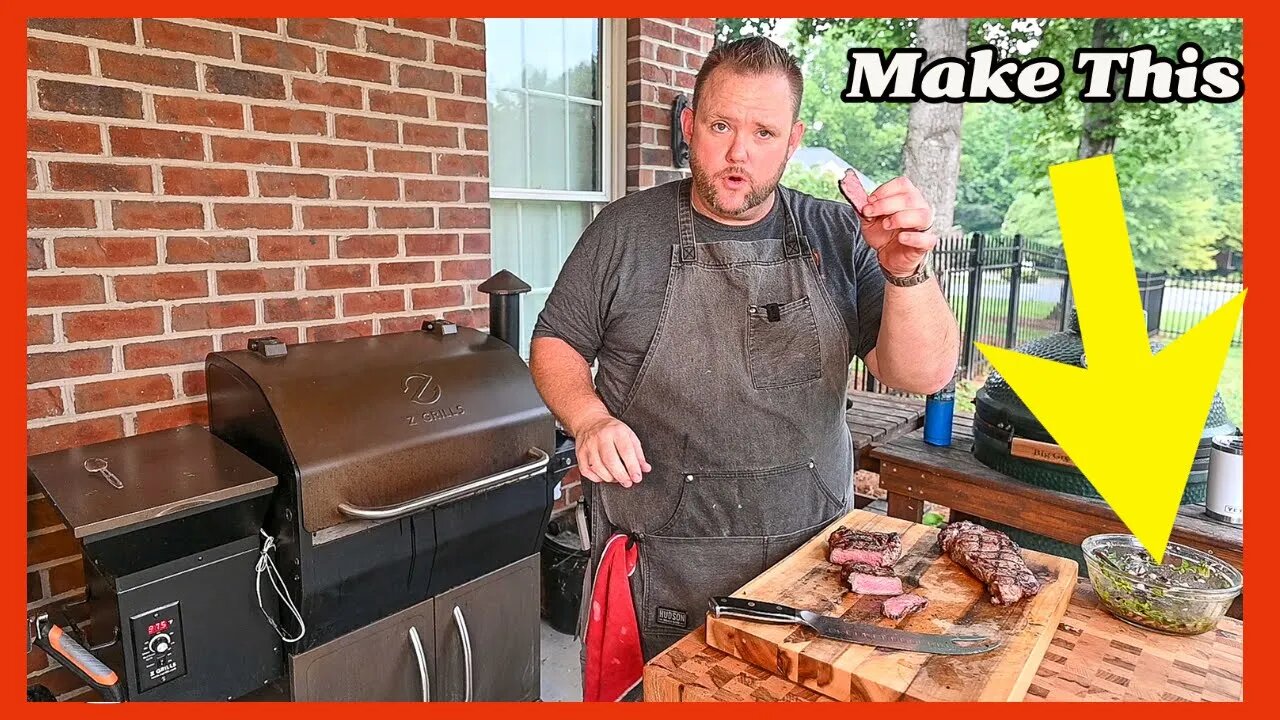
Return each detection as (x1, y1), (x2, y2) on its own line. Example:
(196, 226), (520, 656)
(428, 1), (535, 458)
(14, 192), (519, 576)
(580, 179), (854, 666)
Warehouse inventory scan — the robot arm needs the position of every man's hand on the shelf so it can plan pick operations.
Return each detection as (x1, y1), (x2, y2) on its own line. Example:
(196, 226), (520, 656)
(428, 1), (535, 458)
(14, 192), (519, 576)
(573, 412), (652, 489)
(839, 171), (939, 278)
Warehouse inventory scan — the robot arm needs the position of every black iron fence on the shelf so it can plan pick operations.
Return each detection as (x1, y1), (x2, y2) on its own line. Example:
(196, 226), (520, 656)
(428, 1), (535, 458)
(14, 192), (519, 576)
(849, 233), (1243, 390)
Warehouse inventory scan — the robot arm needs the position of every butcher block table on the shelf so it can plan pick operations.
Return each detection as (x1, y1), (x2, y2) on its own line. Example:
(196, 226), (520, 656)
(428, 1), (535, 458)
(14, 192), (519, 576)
(643, 581), (1244, 702)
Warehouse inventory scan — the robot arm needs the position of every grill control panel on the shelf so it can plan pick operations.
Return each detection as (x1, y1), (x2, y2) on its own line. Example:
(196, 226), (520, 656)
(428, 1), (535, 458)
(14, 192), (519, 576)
(130, 601), (187, 693)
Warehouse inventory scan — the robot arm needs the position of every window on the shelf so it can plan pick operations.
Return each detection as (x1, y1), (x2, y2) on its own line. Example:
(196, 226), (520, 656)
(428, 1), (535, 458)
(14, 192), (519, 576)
(485, 18), (620, 357)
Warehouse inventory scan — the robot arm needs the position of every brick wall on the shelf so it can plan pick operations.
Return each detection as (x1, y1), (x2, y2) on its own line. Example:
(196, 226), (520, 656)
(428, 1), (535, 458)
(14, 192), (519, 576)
(25, 17), (490, 698)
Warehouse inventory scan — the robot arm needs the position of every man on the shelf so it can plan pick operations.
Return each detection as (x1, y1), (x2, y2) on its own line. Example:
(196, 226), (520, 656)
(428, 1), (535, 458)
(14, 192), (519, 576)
(530, 36), (960, 679)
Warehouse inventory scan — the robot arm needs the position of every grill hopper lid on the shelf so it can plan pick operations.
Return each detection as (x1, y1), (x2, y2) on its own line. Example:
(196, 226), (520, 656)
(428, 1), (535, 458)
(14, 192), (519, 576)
(206, 324), (555, 534)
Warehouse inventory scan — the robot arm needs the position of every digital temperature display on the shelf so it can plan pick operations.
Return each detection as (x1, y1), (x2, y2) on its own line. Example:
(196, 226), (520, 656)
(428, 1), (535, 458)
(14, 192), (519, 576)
(147, 619), (172, 636)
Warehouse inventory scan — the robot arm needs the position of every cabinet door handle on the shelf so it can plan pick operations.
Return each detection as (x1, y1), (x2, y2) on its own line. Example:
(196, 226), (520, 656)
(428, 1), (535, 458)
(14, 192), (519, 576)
(408, 626), (429, 702)
(452, 606), (473, 702)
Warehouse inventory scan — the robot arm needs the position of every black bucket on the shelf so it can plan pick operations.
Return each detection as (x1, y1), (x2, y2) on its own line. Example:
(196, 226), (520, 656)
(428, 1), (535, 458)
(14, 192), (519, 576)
(540, 515), (588, 636)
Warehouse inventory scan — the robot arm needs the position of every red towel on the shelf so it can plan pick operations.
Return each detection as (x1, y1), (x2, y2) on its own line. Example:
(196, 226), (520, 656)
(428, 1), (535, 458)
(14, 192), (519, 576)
(583, 533), (642, 702)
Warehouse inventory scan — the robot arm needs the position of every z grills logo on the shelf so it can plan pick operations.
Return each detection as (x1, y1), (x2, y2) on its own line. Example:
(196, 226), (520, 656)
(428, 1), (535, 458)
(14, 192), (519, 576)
(403, 373), (465, 426)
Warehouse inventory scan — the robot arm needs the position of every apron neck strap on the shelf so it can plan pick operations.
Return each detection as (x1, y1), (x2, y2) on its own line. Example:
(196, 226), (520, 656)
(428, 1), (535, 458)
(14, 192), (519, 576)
(677, 179), (808, 263)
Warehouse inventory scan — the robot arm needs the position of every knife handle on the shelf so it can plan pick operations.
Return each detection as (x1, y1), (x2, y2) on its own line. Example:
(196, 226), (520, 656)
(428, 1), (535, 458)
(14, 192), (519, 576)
(708, 596), (802, 624)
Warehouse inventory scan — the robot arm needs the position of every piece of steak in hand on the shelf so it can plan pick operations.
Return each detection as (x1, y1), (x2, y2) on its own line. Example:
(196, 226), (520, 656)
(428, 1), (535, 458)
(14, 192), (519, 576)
(840, 562), (905, 596)
(937, 521), (1042, 605)
(882, 594), (928, 620)
(828, 527), (902, 567)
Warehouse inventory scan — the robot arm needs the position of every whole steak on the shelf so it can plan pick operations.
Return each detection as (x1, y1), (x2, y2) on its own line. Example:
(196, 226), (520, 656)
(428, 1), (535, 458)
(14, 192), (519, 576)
(828, 527), (902, 567)
(937, 521), (1041, 605)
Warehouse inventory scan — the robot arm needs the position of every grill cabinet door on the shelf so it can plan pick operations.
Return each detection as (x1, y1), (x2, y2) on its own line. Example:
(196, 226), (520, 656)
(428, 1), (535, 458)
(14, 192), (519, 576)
(434, 554), (540, 701)
(290, 597), (436, 701)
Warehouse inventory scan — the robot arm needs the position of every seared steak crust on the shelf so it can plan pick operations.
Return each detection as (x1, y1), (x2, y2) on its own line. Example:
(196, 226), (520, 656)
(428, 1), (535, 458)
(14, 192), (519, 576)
(938, 521), (1041, 605)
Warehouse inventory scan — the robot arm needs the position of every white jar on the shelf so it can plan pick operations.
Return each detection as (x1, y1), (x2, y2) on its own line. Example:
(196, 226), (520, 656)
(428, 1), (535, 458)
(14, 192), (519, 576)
(1205, 434), (1243, 525)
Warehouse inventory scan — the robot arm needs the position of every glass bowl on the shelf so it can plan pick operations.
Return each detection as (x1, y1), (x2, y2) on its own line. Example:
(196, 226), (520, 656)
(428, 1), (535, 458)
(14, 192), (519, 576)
(1081, 533), (1243, 636)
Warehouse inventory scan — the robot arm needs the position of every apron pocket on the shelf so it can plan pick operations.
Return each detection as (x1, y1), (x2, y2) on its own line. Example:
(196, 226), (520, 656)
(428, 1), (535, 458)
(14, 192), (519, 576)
(653, 459), (843, 538)
(764, 517), (840, 568)
(746, 295), (822, 390)
(636, 535), (765, 639)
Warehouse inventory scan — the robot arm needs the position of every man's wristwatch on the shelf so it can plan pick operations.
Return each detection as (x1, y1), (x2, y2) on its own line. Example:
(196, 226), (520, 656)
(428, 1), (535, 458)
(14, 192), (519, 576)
(881, 255), (932, 287)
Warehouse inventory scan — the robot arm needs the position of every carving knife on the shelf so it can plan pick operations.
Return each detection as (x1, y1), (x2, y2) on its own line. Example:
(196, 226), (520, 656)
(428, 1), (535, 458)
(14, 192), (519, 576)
(708, 596), (1002, 655)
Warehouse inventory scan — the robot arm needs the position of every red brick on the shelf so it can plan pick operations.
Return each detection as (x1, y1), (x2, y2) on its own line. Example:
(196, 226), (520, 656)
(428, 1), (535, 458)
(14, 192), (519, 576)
(64, 307), (163, 341)
(456, 19), (484, 44)
(123, 336), (214, 369)
(292, 79), (363, 109)
(462, 232), (489, 254)
(306, 264), (371, 290)
(37, 79), (143, 119)
(112, 201), (204, 230)
(28, 18), (136, 44)
(205, 65), (287, 100)
(27, 416), (124, 456)
(258, 235), (330, 261)
(436, 98), (486, 124)
(461, 75), (485, 99)
(337, 176), (399, 201)
(299, 143), (367, 170)
(219, 326), (299, 351)
(240, 37), (318, 72)
(114, 271), (208, 302)
(376, 207), (433, 229)
(28, 315), (55, 345)
(442, 259), (490, 280)
(28, 348), (113, 383)
(182, 369), (206, 396)
(214, 203), (294, 230)
(656, 44), (681, 67)
(28, 496), (64, 532)
(378, 315), (431, 334)
(637, 19), (672, 42)
(136, 402), (209, 433)
(378, 261), (435, 285)
(367, 28), (427, 60)
(28, 37), (91, 74)
(306, 321), (373, 343)
(53, 237), (157, 267)
(48, 558), (85, 596)
(373, 148), (431, 174)
(165, 236), (251, 264)
(162, 167), (249, 196)
(401, 125), (455, 149)
(433, 42), (485, 71)
(399, 66), (455, 92)
(464, 181), (488, 203)
(435, 153), (487, 177)
(212, 18), (279, 32)
(28, 387), (64, 419)
(28, 275), (105, 308)
(394, 19), (451, 37)
(142, 19), (234, 58)
(251, 106), (327, 136)
(49, 162), (152, 193)
(302, 206), (369, 230)
(343, 290), (404, 316)
(28, 119), (101, 154)
(404, 179), (459, 202)
(211, 136), (292, 166)
(639, 62), (669, 84)
(27, 528), (80, 565)
(286, 19), (358, 49)
(440, 207), (489, 229)
(406, 233), (459, 256)
(369, 89), (430, 118)
(411, 285), (466, 309)
(335, 115), (397, 143)
(328, 52), (391, 84)
(444, 308), (486, 328)
(109, 127), (203, 160)
(257, 172), (330, 199)
(171, 300), (255, 331)
(29, 237), (45, 269)
(337, 234), (398, 258)
(687, 53), (705, 71)
(99, 50), (198, 89)
(28, 199), (95, 229)
(217, 268), (295, 294)
(74, 374), (174, 413)
(264, 296), (336, 323)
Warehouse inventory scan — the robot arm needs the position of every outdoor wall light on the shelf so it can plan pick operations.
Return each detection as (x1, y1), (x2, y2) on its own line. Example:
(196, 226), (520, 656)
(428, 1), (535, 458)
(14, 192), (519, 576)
(671, 94), (690, 168)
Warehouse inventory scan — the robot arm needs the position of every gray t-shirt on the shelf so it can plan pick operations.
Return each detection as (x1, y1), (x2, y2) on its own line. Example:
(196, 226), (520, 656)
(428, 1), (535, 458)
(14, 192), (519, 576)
(531, 180), (886, 413)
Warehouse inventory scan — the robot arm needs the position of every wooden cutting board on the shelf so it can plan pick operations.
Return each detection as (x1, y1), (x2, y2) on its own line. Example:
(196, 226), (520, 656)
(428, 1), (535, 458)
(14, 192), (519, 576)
(704, 509), (1078, 702)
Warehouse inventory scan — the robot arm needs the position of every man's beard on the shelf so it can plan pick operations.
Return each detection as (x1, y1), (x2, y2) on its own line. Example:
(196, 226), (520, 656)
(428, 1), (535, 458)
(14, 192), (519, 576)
(690, 158), (785, 219)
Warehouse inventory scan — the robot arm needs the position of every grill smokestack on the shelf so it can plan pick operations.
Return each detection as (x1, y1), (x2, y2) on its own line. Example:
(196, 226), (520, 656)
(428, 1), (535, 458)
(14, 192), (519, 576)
(478, 270), (532, 351)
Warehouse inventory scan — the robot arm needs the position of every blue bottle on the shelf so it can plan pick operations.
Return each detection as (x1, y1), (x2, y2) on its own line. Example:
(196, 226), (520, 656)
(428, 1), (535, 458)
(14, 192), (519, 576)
(923, 373), (956, 447)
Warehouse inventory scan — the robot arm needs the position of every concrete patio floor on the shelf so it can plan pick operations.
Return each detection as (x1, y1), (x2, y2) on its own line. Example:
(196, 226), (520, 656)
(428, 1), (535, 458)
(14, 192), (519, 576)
(540, 621), (583, 701)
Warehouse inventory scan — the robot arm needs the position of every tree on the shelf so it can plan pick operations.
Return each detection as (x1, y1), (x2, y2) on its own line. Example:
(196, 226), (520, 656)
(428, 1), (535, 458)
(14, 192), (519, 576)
(902, 18), (970, 233)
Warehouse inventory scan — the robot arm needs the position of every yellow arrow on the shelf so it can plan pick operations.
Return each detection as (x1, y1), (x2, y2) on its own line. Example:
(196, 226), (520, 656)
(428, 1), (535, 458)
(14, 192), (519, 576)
(975, 154), (1245, 564)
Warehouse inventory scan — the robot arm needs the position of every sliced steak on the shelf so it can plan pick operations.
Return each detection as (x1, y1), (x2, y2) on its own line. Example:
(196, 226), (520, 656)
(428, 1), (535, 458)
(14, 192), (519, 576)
(840, 561), (905, 596)
(828, 526), (902, 567)
(938, 521), (1042, 605)
(882, 594), (928, 620)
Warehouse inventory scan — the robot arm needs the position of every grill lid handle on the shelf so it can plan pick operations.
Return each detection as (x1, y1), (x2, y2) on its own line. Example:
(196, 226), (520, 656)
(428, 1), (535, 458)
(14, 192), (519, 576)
(337, 446), (550, 521)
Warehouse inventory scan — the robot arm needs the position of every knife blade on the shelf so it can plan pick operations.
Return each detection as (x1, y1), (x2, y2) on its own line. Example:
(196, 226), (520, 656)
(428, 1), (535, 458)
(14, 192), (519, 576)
(708, 596), (1002, 656)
